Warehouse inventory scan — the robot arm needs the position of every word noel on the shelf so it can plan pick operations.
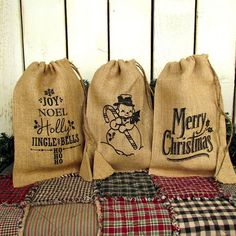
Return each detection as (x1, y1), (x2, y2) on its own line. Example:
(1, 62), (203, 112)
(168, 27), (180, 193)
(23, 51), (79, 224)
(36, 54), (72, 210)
(31, 89), (80, 165)
(162, 108), (213, 160)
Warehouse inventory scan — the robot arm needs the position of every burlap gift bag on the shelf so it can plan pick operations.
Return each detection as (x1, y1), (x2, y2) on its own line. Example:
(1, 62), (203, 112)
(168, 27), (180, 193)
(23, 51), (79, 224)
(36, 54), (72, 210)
(13, 59), (85, 187)
(149, 55), (236, 184)
(80, 60), (153, 181)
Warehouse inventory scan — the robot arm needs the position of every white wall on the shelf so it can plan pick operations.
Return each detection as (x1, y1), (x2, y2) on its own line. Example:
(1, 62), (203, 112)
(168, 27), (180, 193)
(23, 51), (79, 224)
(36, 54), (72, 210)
(0, 0), (235, 134)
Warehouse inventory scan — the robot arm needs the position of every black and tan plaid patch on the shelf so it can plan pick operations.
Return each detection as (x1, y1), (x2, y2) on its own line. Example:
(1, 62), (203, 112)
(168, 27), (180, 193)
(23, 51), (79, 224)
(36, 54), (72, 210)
(0, 204), (28, 236)
(31, 173), (94, 206)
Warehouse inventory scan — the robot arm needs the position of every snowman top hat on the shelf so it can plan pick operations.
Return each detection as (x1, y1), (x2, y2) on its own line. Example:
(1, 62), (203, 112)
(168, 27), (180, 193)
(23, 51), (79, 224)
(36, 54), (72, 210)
(113, 94), (134, 107)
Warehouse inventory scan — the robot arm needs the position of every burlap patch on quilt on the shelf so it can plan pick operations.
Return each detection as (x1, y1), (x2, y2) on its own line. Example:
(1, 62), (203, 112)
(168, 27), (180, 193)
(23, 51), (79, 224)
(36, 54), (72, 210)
(151, 176), (221, 199)
(31, 173), (94, 206)
(24, 203), (98, 236)
(97, 197), (172, 236)
(171, 199), (236, 235)
(94, 172), (157, 198)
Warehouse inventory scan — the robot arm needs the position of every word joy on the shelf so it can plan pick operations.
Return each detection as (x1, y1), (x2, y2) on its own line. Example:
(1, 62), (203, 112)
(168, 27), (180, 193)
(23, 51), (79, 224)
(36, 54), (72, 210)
(39, 95), (63, 107)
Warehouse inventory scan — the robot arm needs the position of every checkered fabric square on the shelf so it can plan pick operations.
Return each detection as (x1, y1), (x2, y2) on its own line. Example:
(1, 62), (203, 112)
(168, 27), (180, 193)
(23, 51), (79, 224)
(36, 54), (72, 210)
(171, 199), (236, 235)
(94, 172), (157, 198)
(220, 183), (236, 196)
(31, 173), (94, 206)
(0, 175), (34, 204)
(98, 197), (172, 236)
(0, 204), (28, 236)
(220, 184), (236, 207)
(151, 176), (221, 199)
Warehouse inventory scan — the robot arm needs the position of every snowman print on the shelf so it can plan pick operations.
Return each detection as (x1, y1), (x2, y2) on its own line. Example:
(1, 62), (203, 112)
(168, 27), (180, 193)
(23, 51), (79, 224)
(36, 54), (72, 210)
(102, 94), (143, 156)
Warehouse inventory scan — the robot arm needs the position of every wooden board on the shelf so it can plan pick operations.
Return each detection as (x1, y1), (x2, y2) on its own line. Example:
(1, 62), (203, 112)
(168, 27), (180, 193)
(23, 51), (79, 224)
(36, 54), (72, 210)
(153, 0), (195, 79)
(0, 0), (24, 135)
(109, 0), (152, 80)
(66, 0), (108, 81)
(22, 0), (66, 66)
(196, 0), (236, 115)
(0, 0), (236, 134)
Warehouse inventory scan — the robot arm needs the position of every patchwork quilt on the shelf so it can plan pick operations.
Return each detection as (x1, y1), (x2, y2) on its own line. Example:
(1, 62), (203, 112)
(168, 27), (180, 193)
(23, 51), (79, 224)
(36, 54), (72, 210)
(0, 171), (236, 235)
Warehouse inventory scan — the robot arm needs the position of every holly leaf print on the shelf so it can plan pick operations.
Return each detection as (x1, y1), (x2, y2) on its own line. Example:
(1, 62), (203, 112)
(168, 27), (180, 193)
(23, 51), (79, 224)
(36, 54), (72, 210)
(208, 127), (213, 133)
(44, 88), (54, 97)
(130, 111), (140, 124)
(68, 120), (75, 129)
(206, 119), (210, 127)
(34, 120), (39, 129)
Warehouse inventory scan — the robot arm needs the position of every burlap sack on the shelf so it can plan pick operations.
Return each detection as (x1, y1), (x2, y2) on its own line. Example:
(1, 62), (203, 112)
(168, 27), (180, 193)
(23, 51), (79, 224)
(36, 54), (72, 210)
(80, 60), (153, 180)
(149, 55), (236, 184)
(13, 59), (85, 187)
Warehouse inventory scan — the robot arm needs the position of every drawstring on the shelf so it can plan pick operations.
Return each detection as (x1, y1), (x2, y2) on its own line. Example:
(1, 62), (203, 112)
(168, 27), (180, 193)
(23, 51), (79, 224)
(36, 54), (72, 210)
(208, 60), (233, 177)
(134, 61), (153, 109)
(69, 61), (87, 97)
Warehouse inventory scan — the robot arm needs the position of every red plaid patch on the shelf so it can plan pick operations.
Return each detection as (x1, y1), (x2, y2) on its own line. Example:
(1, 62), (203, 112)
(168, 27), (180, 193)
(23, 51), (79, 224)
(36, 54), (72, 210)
(99, 197), (172, 236)
(0, 175), (33, 204)
(151, 176), (221, 199)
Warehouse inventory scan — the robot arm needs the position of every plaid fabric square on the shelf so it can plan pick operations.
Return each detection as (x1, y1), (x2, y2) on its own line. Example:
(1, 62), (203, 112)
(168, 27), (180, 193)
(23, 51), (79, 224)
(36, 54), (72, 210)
(151, 176), (221, 199)
(0, 204), (29, 236)
(171, 199), (236, 235)
(98, 197), (172, 236)
(24, 203), (98, 236)
(220, 183), (236, 196)
(220, 184), (236, 207)
(31, 173), (94, 206)
(0, 175), (34, 204)
(94, 172), (157, 198)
